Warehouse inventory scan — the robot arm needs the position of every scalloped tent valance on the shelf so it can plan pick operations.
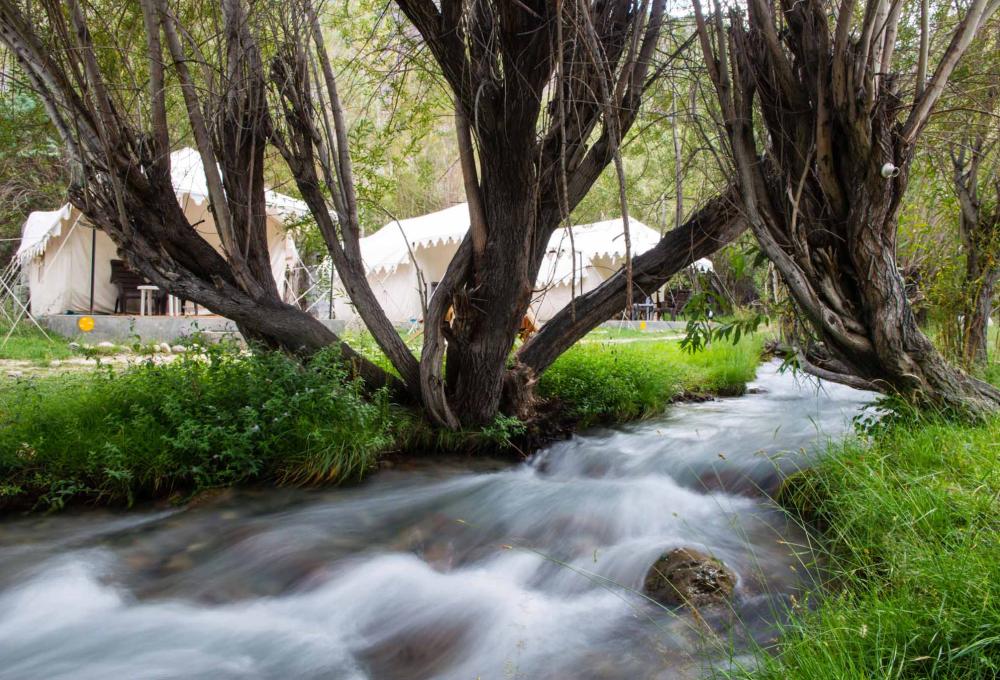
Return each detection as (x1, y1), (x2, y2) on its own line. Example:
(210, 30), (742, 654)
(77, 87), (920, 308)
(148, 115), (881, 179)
(16, 148), (310, 267)
(359, 204), (712, 281)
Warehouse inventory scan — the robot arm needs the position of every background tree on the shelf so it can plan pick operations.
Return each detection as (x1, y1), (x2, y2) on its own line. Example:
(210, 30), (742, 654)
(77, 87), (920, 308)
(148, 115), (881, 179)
(692, 0), (1000, 415)
(1, 0), (746, 428)
(947, 21), (1000, 367)
(0, 0), (393, 388)
(0, 76), (66, 265)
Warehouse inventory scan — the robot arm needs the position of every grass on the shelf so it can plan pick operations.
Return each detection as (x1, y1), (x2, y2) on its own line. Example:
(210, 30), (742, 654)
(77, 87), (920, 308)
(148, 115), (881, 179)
(0, 324), (75, 363)
(738, 411), (1000, 679)
(582, 325), (683, 340)
(0, 330), (765, 511)
(0, 343), (393, 510)
(539, 334), (763, 426)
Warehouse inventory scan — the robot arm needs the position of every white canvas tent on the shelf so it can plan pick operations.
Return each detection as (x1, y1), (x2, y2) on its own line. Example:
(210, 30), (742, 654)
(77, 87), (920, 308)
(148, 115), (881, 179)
(331, 203), (472, 323)
(331, 204), (712, 324)
(16, 148), (306, 316)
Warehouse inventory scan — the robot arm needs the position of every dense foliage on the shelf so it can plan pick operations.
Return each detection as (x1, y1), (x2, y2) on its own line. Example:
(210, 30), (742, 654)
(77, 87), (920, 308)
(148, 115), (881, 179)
(0, 344), (393, 510)
(0, 89), (65, 263)
(748, 413), (1000, 679)
(539, 335), (761, 426)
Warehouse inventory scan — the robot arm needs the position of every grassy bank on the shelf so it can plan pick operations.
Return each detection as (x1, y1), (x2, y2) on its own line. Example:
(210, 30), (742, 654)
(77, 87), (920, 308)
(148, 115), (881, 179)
(0, 324), (76, 363)
(0, 345), (393, 510)
(745, 414), (1000, 679)
(540, 335), (762, 426)
(0, 334), (761, 512)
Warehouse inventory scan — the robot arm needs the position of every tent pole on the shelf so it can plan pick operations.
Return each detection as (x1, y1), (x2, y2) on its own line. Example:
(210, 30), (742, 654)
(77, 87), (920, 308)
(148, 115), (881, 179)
(328, 264), (334, 319)
(89, 227), (96, 312)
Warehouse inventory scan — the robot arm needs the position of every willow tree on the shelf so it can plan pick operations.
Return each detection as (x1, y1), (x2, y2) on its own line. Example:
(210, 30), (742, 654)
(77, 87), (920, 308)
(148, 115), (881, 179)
(692, 0), (1000, 415)
(949, 23), (1000, 367)
(1, 0), (745, 427)
(0, 0), (397, 390)
(283, 0), (735, 426)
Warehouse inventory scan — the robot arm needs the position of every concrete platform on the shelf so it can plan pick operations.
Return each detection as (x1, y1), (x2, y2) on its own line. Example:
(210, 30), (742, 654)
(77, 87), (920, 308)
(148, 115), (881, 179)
(597, 320), (687, 331)
(41, 314), (347, 344)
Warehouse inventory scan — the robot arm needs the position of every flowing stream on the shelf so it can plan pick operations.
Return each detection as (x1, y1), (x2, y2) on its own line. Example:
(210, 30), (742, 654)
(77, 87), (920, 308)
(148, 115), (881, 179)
(0, 362), (871, 680)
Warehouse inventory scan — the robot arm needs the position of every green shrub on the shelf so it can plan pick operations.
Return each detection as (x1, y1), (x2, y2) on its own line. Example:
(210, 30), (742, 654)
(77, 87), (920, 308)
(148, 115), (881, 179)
(539, 336), (761, 426)
(0, 343), (393, 510)
(744, 417), (1000, 680)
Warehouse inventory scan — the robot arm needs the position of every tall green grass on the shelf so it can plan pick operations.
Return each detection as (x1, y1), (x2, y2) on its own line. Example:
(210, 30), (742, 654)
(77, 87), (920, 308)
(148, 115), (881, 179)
(0, 344), (393, 510)
(742, 415), (1000, 680)
(539, 336), (762, 426)
(0, 333), (765, 511)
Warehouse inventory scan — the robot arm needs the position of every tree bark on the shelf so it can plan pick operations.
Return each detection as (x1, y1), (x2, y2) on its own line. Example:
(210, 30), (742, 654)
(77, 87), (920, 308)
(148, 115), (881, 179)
(692, 0), (1000, 416)
(958, 201), (1000, 367)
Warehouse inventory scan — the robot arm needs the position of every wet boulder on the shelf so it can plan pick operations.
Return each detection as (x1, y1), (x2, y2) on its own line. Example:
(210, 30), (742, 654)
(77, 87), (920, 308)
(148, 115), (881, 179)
(643, 547), (735, 608)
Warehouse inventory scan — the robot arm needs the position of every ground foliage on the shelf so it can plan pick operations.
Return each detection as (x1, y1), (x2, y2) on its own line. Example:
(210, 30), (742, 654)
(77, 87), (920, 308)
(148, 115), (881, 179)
(0, 334), (761, 511)
(0, 343), (394, 510)
(745, 405), (1000, 679)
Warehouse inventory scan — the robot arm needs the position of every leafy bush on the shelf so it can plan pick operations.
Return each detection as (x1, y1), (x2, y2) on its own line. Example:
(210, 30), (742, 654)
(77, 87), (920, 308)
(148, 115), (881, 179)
(539, 336), (761, 426)
(0, 343), (393, 510)
(746, 416), (1000, 680)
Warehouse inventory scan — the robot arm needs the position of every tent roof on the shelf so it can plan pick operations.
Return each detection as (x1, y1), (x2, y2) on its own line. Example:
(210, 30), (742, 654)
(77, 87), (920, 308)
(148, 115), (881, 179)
(360, 203), (714, 281)
(691, 257), (713, 273)
(360, 205), (664, 276)
(15, 205), (74, 265)
(170, 147), (310, 218)
(17, 148), (309, 265)
(361, 203), (472, 275)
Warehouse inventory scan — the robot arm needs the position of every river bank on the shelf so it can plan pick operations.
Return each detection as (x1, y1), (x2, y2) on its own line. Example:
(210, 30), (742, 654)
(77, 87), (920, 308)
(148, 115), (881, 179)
(0, 362), (870, 679)
(0, 333), (761, 513)
(745, 409), (1000, 680)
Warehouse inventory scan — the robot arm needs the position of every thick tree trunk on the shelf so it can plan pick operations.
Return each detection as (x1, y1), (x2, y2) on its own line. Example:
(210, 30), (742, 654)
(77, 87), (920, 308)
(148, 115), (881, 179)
(693, 0), (1000, 417)
(444, 173), (538, 425)
(395, 0), (671, 427)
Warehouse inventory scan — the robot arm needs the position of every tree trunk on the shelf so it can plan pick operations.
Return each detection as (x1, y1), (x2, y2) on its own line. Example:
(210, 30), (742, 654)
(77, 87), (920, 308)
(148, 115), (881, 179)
(395, 0), (672, 427)
(444, 175), (539, 425)
(952, 133), (1000, 368)
(960, 216), (1000, 368)
(692, 0), (1000, 417)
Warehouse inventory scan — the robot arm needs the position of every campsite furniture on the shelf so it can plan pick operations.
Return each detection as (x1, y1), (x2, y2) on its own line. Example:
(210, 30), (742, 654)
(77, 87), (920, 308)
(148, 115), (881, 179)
(110, 259), (145, 314)
(137, 285), (159, 316)
(658, 288), (693, 321)
(167, 295), (200, 317)
(631, 299), (656, 321)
